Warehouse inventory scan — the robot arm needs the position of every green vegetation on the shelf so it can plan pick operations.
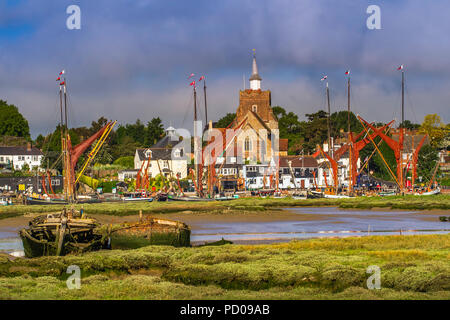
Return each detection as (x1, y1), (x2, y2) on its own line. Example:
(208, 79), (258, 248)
(113, 156), (134, 168)
(0, 100), (30, 139)
(215, 113), (236, 128)
(0, 235), (448, 299)
(1, 194), (449, 220)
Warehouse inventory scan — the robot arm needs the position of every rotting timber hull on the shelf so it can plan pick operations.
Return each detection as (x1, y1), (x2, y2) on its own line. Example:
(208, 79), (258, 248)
(108, 218), (191, 249)
(19, 228), (106, 258)
(19, 212), (109, 258)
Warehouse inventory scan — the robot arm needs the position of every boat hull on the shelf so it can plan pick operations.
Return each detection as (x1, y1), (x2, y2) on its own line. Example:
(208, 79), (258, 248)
(26, 197), (68, 205)
(108, 218), (191, 249)
(19, 228), (107, 258)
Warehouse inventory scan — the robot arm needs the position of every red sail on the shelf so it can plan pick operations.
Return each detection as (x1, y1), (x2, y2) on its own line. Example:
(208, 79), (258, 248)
(70, 122), (110, 172)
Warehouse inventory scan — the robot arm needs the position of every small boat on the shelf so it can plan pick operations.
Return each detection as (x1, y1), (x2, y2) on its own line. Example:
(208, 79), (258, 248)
(19, 209), (109, 258)
(292, 193), (307, 200)
(156, 192), (168, 201)
(378, 191), (397, 197)
(0, 196), (13, 206)
(307, 191), (324, 199)
(169, 195), (213, 202)
(324, 194), (351, 199)
(251, 189), (275, 197)
(122, 192), (153, 202)
(214, 194), (239, 201)
(106, 216), (190, 249)
(122, 196), (153, 202)
(26, 196), (69, 205)
(415, 188), (440, 196)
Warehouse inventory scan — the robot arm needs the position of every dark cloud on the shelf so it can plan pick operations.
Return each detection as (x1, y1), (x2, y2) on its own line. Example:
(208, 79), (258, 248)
(0, 0), (449, 137)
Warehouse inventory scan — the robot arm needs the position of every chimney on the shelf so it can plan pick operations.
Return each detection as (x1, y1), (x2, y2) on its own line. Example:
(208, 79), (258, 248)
(209, 120), (213, 130)
(27, 142), (32, 152)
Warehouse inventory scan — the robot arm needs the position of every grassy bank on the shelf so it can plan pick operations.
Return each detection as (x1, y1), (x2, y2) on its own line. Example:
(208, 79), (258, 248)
(1, 194), (449, 220)
(0, 234), (448, 299)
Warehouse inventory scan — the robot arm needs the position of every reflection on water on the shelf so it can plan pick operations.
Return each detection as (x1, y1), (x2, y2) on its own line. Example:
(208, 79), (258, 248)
(191, 207), (449, 243)
(0, 227), (24, 253)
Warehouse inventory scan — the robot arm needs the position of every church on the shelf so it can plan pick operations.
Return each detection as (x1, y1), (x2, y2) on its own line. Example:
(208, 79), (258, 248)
(214, 53), (288, 165)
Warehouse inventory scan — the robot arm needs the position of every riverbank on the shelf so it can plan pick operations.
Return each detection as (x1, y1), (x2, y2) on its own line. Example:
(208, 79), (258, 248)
(0, 234), (448, 299)
(0, 194), (449, 220)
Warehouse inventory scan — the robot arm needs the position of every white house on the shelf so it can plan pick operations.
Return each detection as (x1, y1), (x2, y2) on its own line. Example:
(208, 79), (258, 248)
(0, 145), (44, 171)
(316, 142), (361, 188)
(243, 156), (319, 190)
(134, 127), (188, 179)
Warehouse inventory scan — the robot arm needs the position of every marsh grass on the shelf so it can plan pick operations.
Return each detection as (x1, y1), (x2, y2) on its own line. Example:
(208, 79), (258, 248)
(0, 234), (448, 299)
(1, 194), (449, 220)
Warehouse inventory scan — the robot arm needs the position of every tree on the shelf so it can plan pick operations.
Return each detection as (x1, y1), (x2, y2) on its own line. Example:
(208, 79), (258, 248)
(40, 125), (81, 172)
(271, 106), (304, 154)
(399, 120), (420, 130)
(419, 114), (447, 147)
(145, 117), (164, 147)
(0, 100), (30, 138)
(417, 144), (439, 183)
(215, 113), (236, 128)
(330, 111), (363, 138)
(272, 106), (286, 121)
(301, 110), (328, 153)
(113, 156), (134, 168)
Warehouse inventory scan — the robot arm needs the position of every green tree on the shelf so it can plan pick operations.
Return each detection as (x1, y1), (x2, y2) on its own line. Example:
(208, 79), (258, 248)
(417, 144), (439, 183)
(399, 120), (420, 130)
(330, 111), (363, 138)
(40, 126), (80, 172)
(0, 100), (30, 138)
(145, 117), (165, 147)
(113, 156), (134, 168)
(215, 113), (236, 128)
(301, 110), (328, 154)
(419, 114), (447, 147)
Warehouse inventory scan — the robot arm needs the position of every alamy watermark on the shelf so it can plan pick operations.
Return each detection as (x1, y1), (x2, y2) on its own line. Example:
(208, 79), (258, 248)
(366, 265), (381, 290)
(66, 5), (81, 30)
(366, 5), (381, 30)
(66, 265), (81, 289)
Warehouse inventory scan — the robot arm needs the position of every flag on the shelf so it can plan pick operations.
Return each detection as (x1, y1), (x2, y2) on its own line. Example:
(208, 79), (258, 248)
(56, 77), (61, 81)
(321, 75), (328, 81)
(59, 70), (65, 76)
(188, 73), (195, 79)
(345, 70), (350, 75)
(397, 65), (404, 70)
(199, 76), (205, 81)
(189, 81), (195, 87)
(60, 81), (65, 86)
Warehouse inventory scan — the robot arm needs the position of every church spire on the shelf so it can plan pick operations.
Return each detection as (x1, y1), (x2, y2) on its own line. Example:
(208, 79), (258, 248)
(249, 49), (261, 90)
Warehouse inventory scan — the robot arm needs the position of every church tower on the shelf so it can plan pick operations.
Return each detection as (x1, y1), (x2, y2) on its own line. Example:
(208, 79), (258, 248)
(235, 52), (278, 131)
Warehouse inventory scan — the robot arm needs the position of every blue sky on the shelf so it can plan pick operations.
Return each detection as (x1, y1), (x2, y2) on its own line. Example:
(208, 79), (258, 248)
(0, 0), (449, 137)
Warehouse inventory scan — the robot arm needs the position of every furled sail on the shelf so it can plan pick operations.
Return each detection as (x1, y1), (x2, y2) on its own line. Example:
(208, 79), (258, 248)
(70, 122), (111, 171)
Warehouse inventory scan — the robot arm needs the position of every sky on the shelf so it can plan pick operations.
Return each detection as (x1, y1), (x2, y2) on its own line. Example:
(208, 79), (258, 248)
(0, 0), (449, 138)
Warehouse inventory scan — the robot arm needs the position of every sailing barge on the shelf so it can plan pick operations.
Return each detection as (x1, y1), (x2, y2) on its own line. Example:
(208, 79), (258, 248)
(19, 209), (109, 258)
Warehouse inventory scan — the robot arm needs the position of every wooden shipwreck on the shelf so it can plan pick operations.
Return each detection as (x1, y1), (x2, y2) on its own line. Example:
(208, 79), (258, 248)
(19, 209), (109, 258)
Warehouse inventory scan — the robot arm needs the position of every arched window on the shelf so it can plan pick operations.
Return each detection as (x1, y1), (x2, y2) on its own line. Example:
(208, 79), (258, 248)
(252, 105), (258, 113)
(244, 137), (252, 151)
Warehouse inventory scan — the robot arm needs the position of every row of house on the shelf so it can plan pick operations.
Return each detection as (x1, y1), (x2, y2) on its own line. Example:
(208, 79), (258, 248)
(0, 144), (44, 171)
